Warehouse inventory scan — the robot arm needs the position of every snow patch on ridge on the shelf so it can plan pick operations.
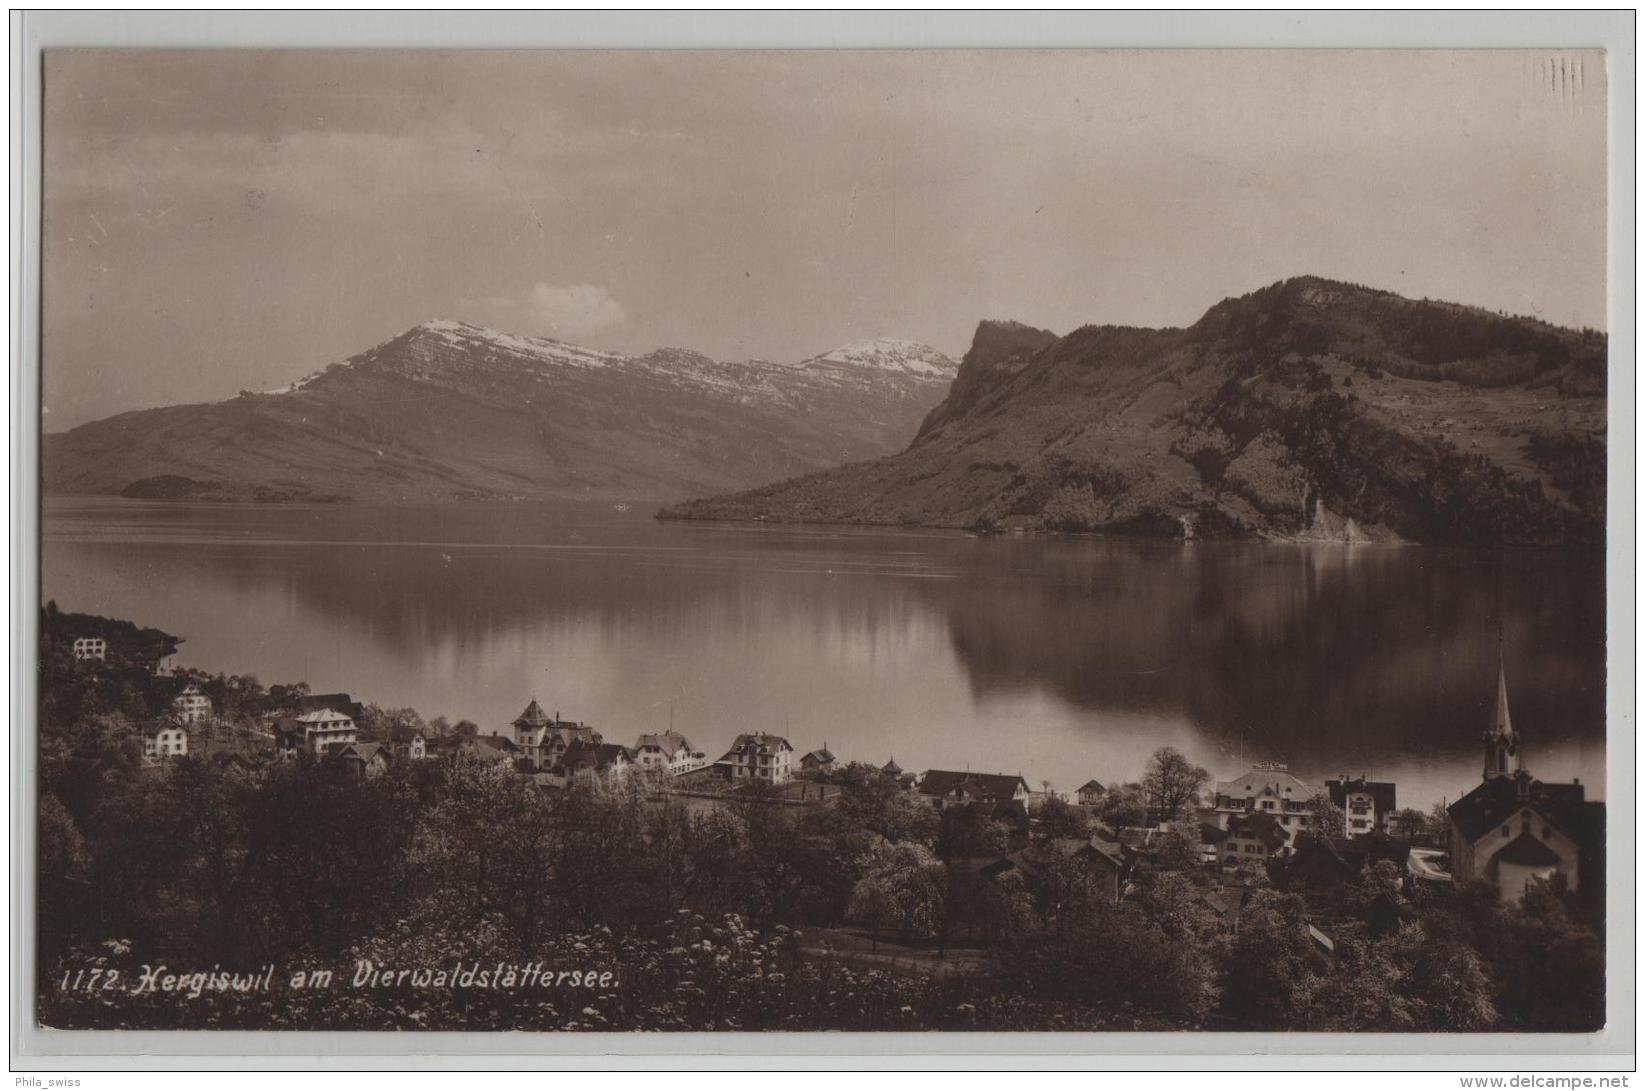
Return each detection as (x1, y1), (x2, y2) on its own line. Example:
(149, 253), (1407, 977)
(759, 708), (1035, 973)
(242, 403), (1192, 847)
(804, 338), (959, 377)
(413, 319), (626, 370)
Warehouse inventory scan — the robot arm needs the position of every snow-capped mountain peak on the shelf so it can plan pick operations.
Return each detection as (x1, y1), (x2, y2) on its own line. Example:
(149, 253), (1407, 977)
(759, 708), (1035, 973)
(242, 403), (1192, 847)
(803, 338), (958, 377)
(407, 319), (625, 370)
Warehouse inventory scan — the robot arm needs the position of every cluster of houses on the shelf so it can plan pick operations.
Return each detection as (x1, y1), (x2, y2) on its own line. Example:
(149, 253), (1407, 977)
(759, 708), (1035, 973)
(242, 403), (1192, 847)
(95, 627), (1601, 915)
(1050, 660), (1604, 915)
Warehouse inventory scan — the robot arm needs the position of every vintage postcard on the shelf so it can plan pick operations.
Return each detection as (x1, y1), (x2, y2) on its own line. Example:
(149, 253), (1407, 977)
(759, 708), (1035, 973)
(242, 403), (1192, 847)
(17, 27), (1628, 1067)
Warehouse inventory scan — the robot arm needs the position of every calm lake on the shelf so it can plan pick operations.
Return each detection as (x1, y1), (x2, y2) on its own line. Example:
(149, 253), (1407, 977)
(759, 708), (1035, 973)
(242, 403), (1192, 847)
(41, 497), (1607, 811)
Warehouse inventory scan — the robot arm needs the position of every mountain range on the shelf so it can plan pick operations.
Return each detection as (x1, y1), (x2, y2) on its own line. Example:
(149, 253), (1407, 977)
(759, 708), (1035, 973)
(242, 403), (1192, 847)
(42, 322), (958, 503)
(661, 277), (1606, 546)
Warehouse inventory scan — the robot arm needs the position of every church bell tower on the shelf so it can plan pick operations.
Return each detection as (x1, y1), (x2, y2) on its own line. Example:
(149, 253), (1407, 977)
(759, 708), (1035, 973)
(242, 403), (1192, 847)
(1482, 656), (1522, 781)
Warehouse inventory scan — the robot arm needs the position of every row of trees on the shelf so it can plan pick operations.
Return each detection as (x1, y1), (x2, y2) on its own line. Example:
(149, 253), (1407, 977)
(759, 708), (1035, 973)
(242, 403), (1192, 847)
(37, 633), (1603, 1032)
(41, 745), (1603, 1032)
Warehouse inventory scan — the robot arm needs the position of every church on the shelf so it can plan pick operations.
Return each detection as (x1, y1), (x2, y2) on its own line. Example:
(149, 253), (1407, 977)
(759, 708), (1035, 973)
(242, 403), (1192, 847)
(1446, 658), (1604, 907)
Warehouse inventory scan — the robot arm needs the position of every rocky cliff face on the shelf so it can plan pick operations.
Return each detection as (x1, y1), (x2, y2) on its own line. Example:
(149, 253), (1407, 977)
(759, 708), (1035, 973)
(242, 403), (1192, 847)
(43, 323), (959, 504)
(661, 278), (1606, 546)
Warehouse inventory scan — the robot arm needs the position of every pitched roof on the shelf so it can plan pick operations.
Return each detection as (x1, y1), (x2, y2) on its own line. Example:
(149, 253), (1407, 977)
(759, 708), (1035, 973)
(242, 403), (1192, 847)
(1218, 765), (1315, 799)
(298, 693), (365, 719)
(719, 732), (793, 760)
(1226, 811), (1288, 851)
(1337, 831), (1411, 870)
(1200, 886), (1252, 918)
(1046, 835), (1127, 870)
(882, 757), (902, 774)
(514, 698), (550, 728)
(538, 722), (597, 748)
(1447, 774), (1591, 844)
(1076, 779), (1105, 794)
(801, 748), (836, 764)
(636, 731), (691, 757)
(1326, 777), (1397, 814)
(462, 736), (517, 763)
(556, 738), (631, 773)
(918, 770), (1029, 803)
(332, 741), (388, 764)
(296, 707), (354, 726)
(1495, 831), (1562, 867)
(1280, 834), (1360, 885)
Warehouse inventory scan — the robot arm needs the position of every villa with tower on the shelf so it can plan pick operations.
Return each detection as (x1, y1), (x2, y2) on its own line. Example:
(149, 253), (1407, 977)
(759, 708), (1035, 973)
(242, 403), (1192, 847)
(510, 697), (600, 771)
(1446, 658), (1604, 907)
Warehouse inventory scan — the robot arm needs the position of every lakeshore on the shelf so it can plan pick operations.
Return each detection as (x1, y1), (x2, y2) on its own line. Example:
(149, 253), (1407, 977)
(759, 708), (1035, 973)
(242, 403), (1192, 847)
(41, 497), (1607, 813)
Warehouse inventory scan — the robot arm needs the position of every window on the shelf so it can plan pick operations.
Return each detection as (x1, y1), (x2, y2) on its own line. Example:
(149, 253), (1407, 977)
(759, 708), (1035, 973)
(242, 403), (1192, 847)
(1501, 825), (1511, 837)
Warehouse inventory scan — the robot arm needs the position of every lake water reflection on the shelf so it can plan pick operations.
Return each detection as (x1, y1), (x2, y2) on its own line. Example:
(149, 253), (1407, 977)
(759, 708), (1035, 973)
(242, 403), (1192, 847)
(42, 498), (1606, 810)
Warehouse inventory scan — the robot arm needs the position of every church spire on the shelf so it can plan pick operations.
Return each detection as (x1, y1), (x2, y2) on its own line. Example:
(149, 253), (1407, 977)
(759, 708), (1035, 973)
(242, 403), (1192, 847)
(1483, 646), (1522, 781)
(1492, 657), (1514, 738)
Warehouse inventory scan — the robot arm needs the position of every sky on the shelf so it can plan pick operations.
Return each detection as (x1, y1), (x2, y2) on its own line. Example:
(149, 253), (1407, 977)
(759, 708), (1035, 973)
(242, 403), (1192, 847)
(43, 49), (1607, 431)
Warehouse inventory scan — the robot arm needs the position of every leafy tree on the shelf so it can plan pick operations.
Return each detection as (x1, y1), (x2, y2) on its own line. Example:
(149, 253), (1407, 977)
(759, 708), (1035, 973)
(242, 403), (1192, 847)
(1146, 822), (1206, 874)
(1424, 800), (1454, 848)
(1389, 806), (1430, 842)
(1221, 890), (1322, 1028)
(834, 763), (937, 845)
(359, 705), (427, 742)
(1357, 859), (1406, 908)
(1294, 925), (1414, 1031)
(1399, 929), (1498, 1031)
(996, 883), (1219, 1022)
(848, 840), (946, 944)
(1096, 782), (1149, 829)
(37, 793), (92, 966)
(935, 805), (1011, 862)
(1141, 747), (1210, 822)
(1468, 883), (1605, 1031)
(1032, 795), (1092, 840)
(1306, 792), (1348, 840)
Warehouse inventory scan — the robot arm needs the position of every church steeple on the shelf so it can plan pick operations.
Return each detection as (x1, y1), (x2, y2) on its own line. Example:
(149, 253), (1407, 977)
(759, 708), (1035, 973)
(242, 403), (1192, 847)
(1483, 652), (1522, 781)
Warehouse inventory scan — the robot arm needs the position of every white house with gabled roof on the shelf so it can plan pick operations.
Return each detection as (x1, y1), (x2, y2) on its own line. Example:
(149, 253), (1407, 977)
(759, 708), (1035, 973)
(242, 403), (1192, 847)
(719, 732), (794, 784)
(1211, 761), (1317, 842)
(293, 707), (358, 757)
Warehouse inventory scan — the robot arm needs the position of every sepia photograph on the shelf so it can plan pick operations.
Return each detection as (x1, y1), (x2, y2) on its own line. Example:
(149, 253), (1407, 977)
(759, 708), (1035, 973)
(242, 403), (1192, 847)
(15, 20), (1629, 1063)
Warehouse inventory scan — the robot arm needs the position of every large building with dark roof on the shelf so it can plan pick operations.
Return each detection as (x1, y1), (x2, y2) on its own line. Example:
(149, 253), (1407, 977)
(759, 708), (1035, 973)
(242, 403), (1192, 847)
(1447, 660), (1604, 906)
(1211, 762), (1317, 844)
(510, 697), (598, 771)
(917, 770), (1031, 809)
(717, 732), (794, 785)
(1325, 776), (1397, 836)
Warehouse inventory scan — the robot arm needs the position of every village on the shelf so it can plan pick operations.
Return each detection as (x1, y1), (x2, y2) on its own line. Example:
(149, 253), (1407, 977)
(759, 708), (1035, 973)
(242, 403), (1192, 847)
(62, 613), (1606, 959)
